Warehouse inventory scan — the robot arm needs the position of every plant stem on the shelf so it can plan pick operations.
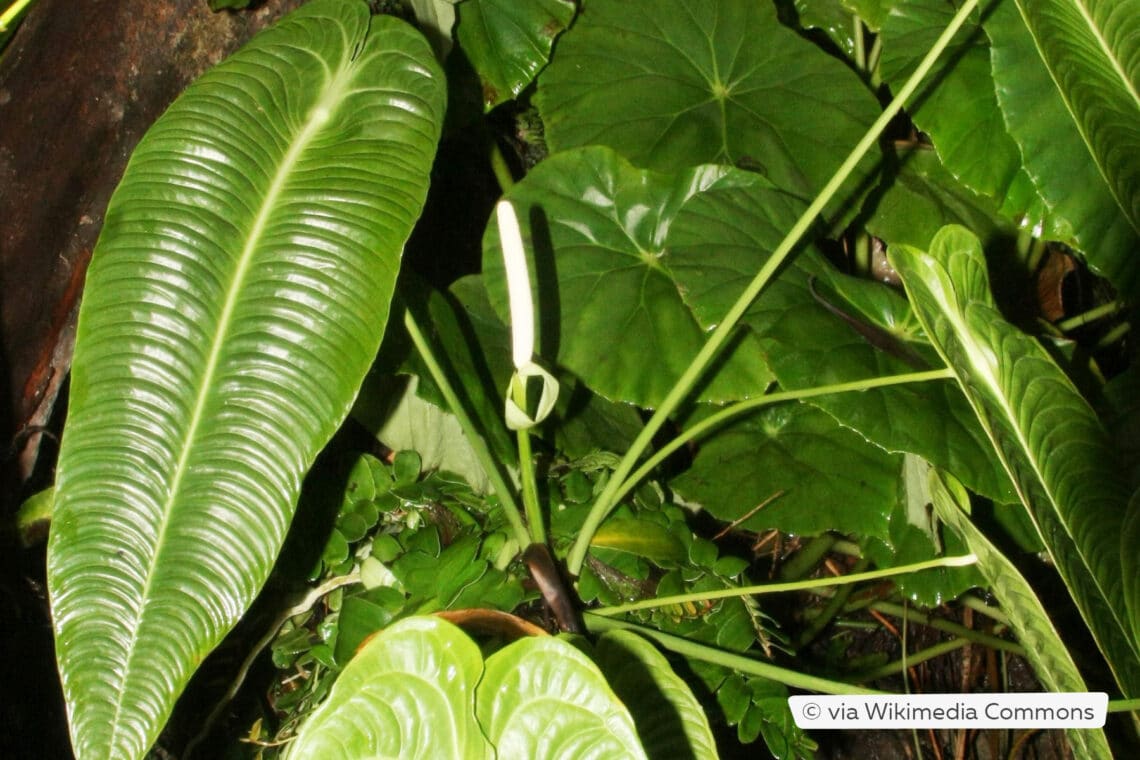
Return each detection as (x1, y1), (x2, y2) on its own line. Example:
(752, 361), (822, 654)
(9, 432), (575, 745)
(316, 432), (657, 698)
(566, 0), (981, 576)
(583, 612), (887, 696)
(403, 309), (531, 548)
(1094, 321), (1131, 350)
(958, 592), (1010, 626)
(590, 555), (976, 617)
(580, 369), (953, 550)
(853, 16), (867, 71)
(780, 534), (839, 580)
(1108, 698), (1140, 713)
(854, 229), (871, 276)
(513, 379), (546, 544)
(797, 557), (869, 648)
(850, 638), (970, 683)
(1055, 299), (1126, 332)
(866, 600), (1023, 656)
(831, 539), (864, 558)
(489, 142), (515, 193)
(867, 35), (884, 89)
(0, 0), (34, 32)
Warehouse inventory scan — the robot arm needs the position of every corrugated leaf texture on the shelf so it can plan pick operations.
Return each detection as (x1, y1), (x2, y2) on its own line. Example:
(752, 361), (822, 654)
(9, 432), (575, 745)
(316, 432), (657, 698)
(47, 2), (446, 757)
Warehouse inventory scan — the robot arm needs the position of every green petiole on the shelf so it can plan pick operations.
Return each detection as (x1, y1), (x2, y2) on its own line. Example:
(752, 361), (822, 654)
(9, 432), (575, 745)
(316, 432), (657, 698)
(565, 0), (982, 577)
(403, 308), (531, 549)
(591, 554), (977, 617)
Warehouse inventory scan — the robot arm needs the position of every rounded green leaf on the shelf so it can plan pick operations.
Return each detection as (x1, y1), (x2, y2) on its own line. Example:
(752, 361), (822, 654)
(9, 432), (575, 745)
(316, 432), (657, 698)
(594, 630), (719, 760)
(46, 3), (446, 757)
(286, 616), (491, 759)
(482, 146), (771, 407)
(477, 635), (648, 759)
(536, 0), (880, 220)
(456, 0), (575, 109)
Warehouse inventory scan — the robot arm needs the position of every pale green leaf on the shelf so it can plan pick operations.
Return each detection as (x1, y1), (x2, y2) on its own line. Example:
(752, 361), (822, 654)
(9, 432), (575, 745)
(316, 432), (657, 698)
(595, 630), (720, 760)
(928, 469), (1112, 758)
(478, 635), (648, 759)
(285, 616), (491, 759)
(46, 4), (446, 757)
(408, 0), (459, 61)
(889, 225), (1140, 697)
(366, 375), (494, 494)
(591, 516), (687, 563)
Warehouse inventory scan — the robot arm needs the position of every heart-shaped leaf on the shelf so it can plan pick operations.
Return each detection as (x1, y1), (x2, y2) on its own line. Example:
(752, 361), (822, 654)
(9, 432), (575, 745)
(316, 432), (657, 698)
(286, 616), (491, 759)
(47, 4), (446, 757)
(477, 635), (648, 759)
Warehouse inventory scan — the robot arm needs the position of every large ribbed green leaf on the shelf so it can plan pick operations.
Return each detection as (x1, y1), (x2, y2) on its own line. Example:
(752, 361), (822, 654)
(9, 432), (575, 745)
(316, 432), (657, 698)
(285, 616), (492, 759)
(889, 225), (1140, 698)
(987, 0), (1140, 299)
(46, 3), (446, 758)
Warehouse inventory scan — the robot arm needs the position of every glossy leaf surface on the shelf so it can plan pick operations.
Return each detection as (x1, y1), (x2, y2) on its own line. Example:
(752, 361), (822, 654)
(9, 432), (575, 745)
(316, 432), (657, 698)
(889, 225), (1140, 697)
(987, 0), (1140, 299)
(285, 616), (491, 759)
(478, 635), (648, 759)
(665, 177), (1014, 502)
(879, 0), (1047, 228)
(456, 0), (575, 110)
(535, 0), (880, 220)
(46, 4), (446, 757)
(1013, 0), (1140, 263)
(482, 146), (771, 407)
(595, 630), (719, 760)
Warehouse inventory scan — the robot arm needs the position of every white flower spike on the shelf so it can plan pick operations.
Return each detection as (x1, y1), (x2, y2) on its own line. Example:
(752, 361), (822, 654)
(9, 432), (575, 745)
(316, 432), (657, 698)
(497, 200), (559, 430)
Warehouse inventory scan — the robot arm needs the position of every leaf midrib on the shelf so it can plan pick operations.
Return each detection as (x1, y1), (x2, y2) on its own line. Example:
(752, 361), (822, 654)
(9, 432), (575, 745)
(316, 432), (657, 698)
(1015, 0), (1140, 234)
(924, 255), (1135, 665)
(105, 64), (355, 753)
